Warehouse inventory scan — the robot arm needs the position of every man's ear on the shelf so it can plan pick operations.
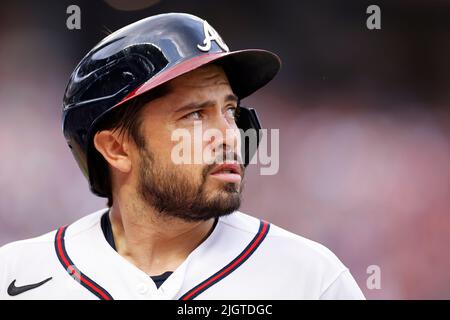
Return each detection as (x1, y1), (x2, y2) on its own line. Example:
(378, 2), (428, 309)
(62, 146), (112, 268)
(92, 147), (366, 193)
(93, 130), (132, 173)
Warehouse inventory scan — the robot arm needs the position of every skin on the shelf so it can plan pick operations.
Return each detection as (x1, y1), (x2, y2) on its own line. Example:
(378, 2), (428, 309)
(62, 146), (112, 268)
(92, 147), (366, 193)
(93, 64), (243, 276)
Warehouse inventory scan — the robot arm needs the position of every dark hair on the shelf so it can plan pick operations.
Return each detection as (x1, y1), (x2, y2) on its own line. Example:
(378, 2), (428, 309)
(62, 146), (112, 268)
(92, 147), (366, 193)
(94, 84), (170, 207)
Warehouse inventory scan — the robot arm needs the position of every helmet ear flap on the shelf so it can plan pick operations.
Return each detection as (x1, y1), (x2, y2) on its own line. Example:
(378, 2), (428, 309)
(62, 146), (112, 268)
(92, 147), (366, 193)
(235, 106), (262, 166)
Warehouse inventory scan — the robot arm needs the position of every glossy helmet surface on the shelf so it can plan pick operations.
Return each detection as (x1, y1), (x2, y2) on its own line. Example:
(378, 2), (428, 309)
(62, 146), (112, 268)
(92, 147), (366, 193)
(62, 13), (281, 197)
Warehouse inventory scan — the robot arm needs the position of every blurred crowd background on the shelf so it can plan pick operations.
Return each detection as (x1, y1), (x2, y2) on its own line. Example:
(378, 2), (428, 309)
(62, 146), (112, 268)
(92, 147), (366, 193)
(0, 0), (449, 299)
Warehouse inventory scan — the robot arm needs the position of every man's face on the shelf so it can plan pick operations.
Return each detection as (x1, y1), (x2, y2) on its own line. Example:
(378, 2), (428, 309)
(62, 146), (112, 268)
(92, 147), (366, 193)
(132, 64), (244, 221)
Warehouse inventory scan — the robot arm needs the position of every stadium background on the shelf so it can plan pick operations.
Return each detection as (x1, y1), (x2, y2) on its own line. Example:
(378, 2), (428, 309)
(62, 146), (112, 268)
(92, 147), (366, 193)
(0, 0), (449, 299)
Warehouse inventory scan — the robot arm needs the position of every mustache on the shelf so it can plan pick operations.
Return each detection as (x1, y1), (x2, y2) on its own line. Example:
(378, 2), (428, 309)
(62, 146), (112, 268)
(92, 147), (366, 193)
(202, 151), (245, 180)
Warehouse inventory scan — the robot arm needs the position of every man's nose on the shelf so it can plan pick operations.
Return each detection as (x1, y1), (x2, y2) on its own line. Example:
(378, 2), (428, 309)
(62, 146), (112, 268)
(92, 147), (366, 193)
(206, 113), (241, 155)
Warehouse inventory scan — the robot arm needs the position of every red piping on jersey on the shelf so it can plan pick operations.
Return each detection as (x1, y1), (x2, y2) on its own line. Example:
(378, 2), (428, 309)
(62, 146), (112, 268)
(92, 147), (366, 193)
(54, 219), (270, 300)
(55, 226), (113, 300)
(179, 220), (270, 300)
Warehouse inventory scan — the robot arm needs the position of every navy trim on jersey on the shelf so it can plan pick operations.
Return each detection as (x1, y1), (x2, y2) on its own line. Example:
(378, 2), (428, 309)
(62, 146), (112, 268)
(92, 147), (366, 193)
(179, 220), (271, 300)
(54, 225), (114, 300)
(53, 219), (269, 300)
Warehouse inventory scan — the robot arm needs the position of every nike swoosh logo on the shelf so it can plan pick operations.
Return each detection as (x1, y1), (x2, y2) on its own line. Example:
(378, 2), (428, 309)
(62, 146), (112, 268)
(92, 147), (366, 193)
(7, 277), (52, 296)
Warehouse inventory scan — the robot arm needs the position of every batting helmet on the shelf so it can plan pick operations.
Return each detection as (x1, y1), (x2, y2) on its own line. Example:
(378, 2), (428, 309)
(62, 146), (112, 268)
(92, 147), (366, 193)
(62, 13), (281, 197)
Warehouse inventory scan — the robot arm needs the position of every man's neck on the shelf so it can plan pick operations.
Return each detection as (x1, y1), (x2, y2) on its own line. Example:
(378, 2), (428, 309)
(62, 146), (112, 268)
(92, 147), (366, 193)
(108, 204), (216, 276)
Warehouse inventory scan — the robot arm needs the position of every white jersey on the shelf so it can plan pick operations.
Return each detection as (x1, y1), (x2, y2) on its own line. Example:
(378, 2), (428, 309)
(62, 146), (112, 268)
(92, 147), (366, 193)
(0, 208), (365, 300)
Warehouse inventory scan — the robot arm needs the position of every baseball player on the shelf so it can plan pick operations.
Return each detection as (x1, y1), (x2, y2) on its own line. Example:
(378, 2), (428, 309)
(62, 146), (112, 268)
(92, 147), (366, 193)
(0, 13), (365, 300)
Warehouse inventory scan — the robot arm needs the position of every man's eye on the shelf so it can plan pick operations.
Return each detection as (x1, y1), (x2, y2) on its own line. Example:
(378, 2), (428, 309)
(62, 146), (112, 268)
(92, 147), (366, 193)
(183, 111), (202, 120)
(226, 107), (238, 119)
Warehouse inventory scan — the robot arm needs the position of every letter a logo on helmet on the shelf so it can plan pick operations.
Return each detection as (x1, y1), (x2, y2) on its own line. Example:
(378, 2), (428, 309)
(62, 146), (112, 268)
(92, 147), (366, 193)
(197, 20), (229, 52)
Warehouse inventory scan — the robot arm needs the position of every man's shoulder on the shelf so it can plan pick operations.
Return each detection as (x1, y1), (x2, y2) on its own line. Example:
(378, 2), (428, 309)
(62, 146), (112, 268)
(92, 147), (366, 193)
(211, 211), (364, 299)
(0, 208), (108, 260)
(224, 211), (347, 271)
(0, 229), (56, 259)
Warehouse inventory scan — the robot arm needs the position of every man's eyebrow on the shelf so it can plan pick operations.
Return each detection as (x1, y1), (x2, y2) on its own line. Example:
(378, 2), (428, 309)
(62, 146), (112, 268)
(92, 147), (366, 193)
(174, 94), (239, 114)
(174, 100), (214, 114)
(225, 93), (239, 103)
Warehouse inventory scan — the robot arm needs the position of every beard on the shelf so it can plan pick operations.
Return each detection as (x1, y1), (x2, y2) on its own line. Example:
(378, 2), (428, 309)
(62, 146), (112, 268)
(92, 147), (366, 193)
(137, 146), (244, 222)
